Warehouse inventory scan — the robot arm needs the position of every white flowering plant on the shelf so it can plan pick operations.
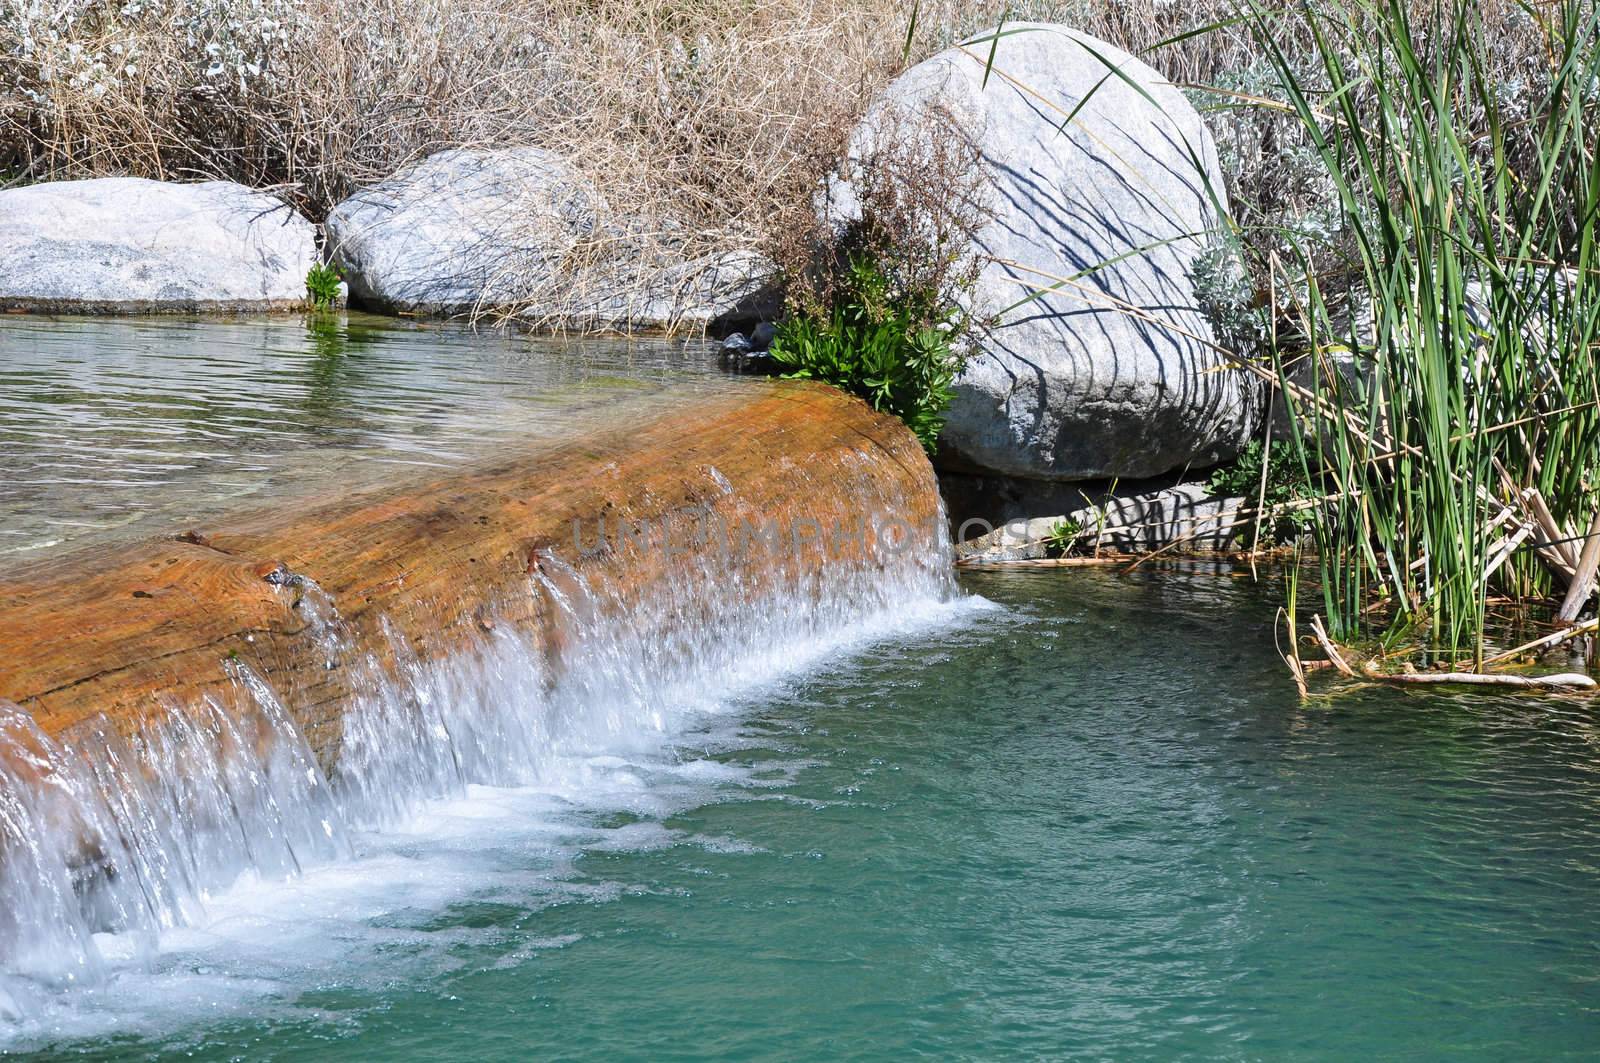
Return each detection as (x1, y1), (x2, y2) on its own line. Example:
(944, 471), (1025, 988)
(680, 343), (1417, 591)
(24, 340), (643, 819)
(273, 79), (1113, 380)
(3, 0), (304, 102)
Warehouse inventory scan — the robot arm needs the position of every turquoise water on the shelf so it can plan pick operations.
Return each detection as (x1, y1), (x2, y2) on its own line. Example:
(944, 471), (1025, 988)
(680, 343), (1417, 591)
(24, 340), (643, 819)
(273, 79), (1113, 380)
(18, 568), (1600, 1060)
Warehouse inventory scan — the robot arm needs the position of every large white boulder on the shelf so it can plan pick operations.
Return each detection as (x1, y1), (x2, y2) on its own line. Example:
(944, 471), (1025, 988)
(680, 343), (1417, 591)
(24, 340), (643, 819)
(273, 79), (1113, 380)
(326, 148), (774, 328)
(836, 24), (1260, 481)
(0, 178), (315, 312)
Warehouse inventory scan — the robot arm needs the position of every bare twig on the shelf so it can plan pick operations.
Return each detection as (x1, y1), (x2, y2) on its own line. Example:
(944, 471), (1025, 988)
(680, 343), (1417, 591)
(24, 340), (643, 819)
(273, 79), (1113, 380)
(1309, 614), (1357, 677)
(1481, 617), (1600, 667)
(954, 555), (1133, 570)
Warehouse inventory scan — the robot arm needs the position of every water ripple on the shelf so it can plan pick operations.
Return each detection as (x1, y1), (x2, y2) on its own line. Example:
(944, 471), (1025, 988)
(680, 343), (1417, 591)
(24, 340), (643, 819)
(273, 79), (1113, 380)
(0, 314), (732, 566)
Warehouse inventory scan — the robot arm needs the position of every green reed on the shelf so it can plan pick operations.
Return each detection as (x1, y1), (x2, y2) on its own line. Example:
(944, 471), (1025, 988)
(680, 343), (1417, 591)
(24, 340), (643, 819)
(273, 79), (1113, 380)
(1245, 0), (1600, 663)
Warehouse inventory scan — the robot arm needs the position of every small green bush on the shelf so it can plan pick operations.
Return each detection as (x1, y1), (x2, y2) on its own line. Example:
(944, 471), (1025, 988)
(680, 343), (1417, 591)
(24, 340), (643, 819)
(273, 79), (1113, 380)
(305, 261), (342, 310)
(1045, 516), (1085, 557)
(1208, 439), (1316, 545)
(768, 256), (964, 453)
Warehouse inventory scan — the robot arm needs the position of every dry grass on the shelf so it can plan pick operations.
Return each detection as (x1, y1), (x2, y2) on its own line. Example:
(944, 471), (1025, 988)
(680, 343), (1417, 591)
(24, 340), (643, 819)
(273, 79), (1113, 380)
(0, 0), (1573, 327)
(2, 0), (909, 256)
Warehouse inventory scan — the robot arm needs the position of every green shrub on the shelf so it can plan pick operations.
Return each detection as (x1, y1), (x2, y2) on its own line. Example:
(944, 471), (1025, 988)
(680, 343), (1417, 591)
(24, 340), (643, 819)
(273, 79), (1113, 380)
(768, 255), (965, 453)
(1045, 516), (1085, 557)
(1208, 438), (1307, 503)
(305, 262), (342, 310)
(1208, 439), (1317, 545)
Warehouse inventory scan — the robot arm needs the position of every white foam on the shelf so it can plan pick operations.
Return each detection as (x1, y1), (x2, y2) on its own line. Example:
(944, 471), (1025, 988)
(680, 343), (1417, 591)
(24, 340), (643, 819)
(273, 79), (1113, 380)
(0, 539), (995, 1049)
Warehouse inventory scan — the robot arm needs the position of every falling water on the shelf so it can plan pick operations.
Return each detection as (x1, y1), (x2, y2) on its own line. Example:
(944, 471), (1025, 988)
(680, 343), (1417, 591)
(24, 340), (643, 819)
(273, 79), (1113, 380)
(0, 663), (345, 989)
(0, 491), (962, 1034)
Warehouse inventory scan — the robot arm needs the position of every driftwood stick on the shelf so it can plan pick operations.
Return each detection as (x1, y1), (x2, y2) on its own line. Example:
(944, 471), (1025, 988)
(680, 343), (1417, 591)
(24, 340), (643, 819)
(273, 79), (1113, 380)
(1556, 511), (1600, 622)
(1308, 614), (1596, 691)
(1358, 662), (1595, 689)
(955, 555), (1134, 569)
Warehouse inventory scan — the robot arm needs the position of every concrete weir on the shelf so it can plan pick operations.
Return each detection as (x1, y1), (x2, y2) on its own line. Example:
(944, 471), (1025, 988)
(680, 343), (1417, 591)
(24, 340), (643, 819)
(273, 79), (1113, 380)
(0, 381), (942, 763)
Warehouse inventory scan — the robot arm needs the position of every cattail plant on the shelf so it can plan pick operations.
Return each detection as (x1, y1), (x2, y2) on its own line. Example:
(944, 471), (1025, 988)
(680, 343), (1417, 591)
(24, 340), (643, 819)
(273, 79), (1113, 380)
(1243, 0), (1600, 666)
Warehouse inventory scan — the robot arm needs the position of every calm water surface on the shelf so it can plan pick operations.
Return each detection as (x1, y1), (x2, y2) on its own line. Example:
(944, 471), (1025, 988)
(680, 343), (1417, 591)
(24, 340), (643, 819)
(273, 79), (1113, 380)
(0, 313), (729, 565)
(14, 569), (1599, 1061)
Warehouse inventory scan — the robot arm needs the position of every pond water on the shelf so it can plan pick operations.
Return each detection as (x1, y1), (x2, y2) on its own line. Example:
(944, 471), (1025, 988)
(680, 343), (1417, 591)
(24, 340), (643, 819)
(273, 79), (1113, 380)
(2, 318), (1598, 1060)
(4, 567), (1598, 1059)
(0, 313), (729, 567)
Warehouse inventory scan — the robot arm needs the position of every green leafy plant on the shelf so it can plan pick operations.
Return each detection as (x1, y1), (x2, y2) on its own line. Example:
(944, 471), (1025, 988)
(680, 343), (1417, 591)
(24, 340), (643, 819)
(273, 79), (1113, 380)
(1208, 438), (1318, 545)
(305, 261), (342, 310)
(768, 255), (966, 453)
(1045, 516), (1085, 557)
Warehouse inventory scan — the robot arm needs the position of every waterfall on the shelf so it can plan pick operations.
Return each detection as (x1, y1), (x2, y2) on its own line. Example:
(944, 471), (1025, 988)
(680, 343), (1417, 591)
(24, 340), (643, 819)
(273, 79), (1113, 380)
(0, 497), (959, 1018)
(0, 669), (345, 988)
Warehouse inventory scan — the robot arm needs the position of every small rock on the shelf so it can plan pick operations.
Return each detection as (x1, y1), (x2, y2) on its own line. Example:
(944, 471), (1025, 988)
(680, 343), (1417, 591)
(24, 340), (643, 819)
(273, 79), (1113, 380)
(956, 483), (1247, 560)
(717, 339), (776, 375)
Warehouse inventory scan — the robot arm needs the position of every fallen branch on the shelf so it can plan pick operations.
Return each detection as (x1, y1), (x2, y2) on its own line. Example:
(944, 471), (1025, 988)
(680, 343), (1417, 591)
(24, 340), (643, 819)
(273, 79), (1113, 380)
(1306, 614), (1596, 690)
(955, 555), (1133, 569)
(1359, 661), (1595, 690)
